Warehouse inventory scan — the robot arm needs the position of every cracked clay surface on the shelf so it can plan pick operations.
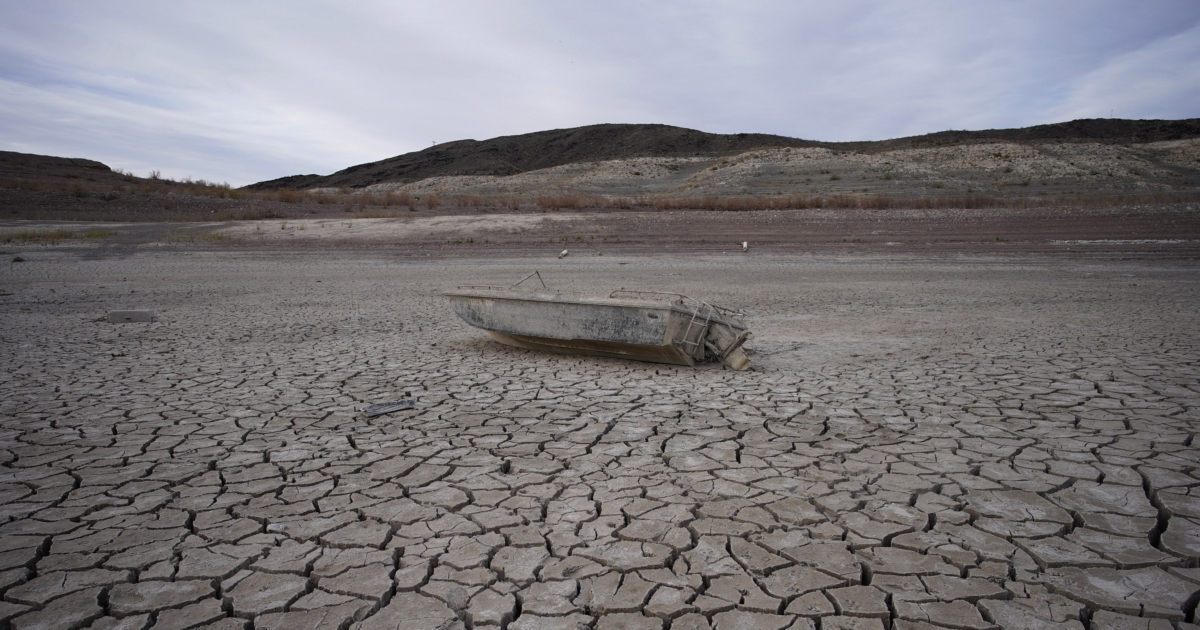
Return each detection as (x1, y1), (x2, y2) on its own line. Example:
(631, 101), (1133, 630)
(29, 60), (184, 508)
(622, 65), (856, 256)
(1, 251), (1199, 630)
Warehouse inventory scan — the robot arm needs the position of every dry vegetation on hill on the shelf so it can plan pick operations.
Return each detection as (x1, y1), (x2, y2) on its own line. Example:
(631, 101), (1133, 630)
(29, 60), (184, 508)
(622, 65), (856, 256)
(3, 120), (1200, 223)
(250, 118), (1200, 189)
(360, 140), (1200, 203)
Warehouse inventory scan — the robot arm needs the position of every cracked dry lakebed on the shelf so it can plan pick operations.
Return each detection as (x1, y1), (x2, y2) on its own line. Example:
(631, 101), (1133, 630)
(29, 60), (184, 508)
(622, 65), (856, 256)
(1, 250), (1199, 630)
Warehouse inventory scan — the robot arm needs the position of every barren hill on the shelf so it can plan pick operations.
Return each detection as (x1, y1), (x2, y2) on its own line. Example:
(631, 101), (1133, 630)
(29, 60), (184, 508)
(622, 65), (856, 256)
(248, 124), (819, 190)
(249, 119), (1200, 192)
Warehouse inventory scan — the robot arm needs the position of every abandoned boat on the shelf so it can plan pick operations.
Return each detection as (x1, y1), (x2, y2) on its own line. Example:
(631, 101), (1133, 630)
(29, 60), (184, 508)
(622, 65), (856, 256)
(444, 273), (752, 370)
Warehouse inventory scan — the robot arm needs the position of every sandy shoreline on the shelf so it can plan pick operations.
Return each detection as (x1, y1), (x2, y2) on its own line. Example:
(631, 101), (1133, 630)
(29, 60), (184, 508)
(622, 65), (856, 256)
(3, 203), (1200, 261)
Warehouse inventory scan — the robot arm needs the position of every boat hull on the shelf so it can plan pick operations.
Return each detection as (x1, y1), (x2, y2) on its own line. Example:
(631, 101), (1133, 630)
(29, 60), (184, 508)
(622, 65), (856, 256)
(444, 285), (749, 368)
(486, 331), (697, 366)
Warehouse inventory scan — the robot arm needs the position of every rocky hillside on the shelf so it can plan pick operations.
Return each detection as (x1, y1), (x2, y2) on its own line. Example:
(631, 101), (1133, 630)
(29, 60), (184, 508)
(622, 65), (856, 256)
(248, 125), (817, 190)
(249, 119), (1200, 194)
(373, 136), (1200, 200)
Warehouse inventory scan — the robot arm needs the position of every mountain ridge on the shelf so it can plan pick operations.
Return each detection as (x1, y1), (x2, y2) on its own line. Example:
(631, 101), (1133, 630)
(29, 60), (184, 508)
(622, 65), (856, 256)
(248, 118), (1200, 190)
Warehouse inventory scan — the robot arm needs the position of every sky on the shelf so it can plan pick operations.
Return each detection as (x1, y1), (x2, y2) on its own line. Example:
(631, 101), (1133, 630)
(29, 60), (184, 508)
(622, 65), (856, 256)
(2, 1), (1199, 186)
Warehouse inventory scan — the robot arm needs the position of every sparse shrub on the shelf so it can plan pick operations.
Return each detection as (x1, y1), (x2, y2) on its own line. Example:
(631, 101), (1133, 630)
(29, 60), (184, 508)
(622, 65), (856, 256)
(534, 195), (601, 210)
(425, 194), (440, 209)
(3, 178), (40, 191)
(384, 191), (413, 207)
(2, 228), (76, 243)
(68, 182), (88, 197)
(455, 195), (486, 208)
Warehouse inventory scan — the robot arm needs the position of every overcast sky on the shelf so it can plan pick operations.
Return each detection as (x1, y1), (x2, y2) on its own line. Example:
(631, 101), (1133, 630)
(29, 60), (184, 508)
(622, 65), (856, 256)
(2, 1), (1198, 186)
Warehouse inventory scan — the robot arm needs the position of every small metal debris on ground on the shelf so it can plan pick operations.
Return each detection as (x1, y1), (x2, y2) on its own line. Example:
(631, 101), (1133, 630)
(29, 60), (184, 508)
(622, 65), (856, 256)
(742, 241), (749, 252)
(12, 257), (24, 263)
(559, 249), (569, 258)
(109, 310), (154, 323)
(363, 399), (416, 417)
(265, 523), (288, 533)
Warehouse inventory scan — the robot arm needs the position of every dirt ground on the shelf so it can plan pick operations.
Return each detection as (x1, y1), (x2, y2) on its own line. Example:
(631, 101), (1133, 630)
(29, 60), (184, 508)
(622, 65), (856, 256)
(4, 203), (1200, 261)
(0, 246), (1198, 629)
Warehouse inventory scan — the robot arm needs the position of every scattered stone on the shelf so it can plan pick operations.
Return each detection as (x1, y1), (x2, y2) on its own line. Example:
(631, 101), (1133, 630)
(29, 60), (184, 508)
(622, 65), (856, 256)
(108, 310), (154, 323)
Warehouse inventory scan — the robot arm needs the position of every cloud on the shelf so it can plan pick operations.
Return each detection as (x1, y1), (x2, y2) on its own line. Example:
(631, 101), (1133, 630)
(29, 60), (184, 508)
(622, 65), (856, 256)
(0, 1), (1197, 185)
(1041, 21), (1200, 122)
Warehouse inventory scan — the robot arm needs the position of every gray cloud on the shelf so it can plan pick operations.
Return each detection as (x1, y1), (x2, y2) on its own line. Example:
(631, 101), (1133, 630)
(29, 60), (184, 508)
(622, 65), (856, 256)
(1, 1), (1197, 186)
